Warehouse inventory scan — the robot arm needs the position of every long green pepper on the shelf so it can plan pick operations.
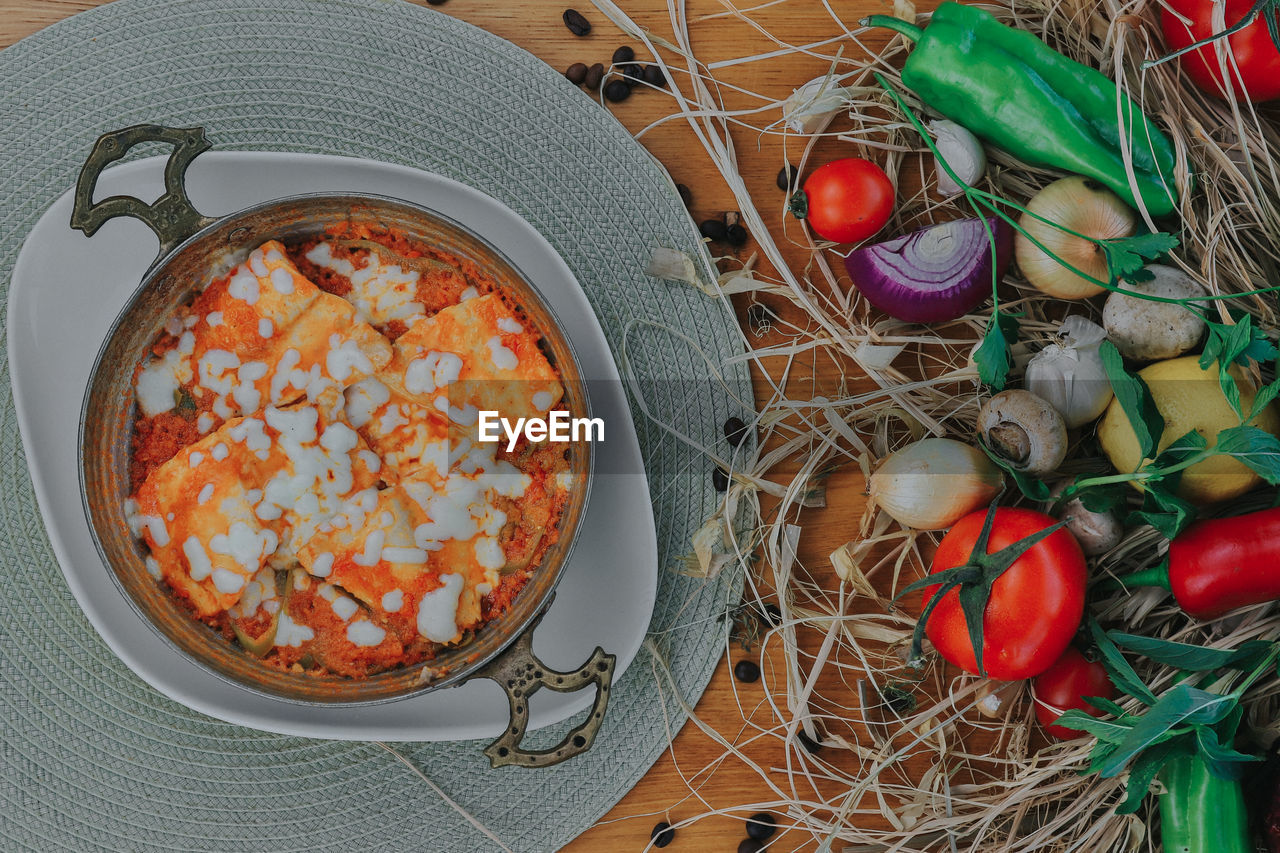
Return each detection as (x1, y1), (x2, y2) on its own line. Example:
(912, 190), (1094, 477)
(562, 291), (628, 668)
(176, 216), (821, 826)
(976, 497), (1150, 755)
(1157, 754), (1250, 853)
(865, 2), (1180, 216)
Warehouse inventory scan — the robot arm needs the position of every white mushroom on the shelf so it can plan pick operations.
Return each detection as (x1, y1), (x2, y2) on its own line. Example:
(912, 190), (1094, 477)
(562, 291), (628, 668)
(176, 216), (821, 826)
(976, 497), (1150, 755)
(1103, 265), (1207, 362)
(977, 390), (1068, 477)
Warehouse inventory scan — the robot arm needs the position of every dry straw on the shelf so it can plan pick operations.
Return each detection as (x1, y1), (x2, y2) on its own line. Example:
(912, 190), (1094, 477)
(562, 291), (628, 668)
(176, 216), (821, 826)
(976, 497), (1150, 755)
(592, 0), (1280, 850)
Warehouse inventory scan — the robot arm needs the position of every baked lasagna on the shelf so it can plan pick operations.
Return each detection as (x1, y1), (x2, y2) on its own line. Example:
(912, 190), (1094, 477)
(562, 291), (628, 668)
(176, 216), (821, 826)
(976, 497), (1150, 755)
(124, 225), (573, 678)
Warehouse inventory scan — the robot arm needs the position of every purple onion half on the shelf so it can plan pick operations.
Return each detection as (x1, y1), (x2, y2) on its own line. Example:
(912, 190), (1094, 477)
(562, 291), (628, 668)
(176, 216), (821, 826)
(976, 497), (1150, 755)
(843, 217), (1014, 324)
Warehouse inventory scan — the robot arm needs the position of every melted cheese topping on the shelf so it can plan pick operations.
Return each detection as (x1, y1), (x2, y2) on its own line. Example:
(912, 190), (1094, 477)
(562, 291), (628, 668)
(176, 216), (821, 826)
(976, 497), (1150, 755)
(134, 241), (391, 427)
(378, 294), (563, 425)
(305, 242), (427, 329)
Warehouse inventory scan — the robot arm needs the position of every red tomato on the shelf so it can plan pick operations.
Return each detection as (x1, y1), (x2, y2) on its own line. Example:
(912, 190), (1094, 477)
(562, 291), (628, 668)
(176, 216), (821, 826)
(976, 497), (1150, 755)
(792, 158), (894, 243)
(924, 507), (1086, 680)
(1033, 646), (1116, 740)
(1161, 0), (1280, 102)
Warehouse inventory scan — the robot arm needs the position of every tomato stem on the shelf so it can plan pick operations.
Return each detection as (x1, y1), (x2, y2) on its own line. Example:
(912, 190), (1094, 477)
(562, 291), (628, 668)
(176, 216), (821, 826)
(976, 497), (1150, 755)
(1143, 0), (1278, 70)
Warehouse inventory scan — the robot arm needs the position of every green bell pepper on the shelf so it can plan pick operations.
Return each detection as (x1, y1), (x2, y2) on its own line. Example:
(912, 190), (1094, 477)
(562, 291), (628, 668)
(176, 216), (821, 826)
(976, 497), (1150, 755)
(865, 2), (1180, 217)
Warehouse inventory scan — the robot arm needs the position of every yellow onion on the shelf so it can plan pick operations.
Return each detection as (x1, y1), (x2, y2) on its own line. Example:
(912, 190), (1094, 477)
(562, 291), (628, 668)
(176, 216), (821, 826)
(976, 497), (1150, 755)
(1015, 177), (1136, 300)
(868, 438), (1004, 530)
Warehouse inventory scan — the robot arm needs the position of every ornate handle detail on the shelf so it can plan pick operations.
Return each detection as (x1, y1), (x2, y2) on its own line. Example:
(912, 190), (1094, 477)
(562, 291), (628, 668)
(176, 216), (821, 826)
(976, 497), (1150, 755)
(476, 609), (616, 769)
(71, 124), (215, 256)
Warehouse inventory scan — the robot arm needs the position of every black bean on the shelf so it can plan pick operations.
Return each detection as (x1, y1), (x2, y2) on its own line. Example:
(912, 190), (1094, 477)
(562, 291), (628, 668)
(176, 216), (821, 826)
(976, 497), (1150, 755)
(738, 840), (765, 853)
(777, 163), (798, 191)
(584, 62), (605, 90)
(564, 62), (588, 85)
(676, 183), (693, 208)
(562, 8), (591, 36)
(643, 64), (666, 87)
(712, 467), (729, 491)
(723, 416), (749, 447)
(745, 812), (777, 841)
(699, 219), (727, 242)
(761, 603), (782, 625)
(612, 45), (635, 64)
(797, 730), (822, 754)
(725, 223), (749, 247)
(733, 659), (760, 683)
(603, 79), (631, 102)
(650, 821), (675, 848)
(425, 0), (448, 5)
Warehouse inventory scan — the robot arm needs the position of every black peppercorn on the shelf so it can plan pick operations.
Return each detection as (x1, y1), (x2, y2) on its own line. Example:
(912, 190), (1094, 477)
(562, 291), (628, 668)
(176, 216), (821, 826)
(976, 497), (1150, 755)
(738, 839), (765, 853)
(564, 63), (588, 85)
(712, 467), (729, 491)
(676, 183), (693, 208)
(724, 416), (749, 447)
(725, 223), (749, 247)
(699, 219), (728, 242)
(643, 64), (666, 87)
(583, 63), (604, 90)
(612, 45), (635, 64)
(733, 659), (760, 683)
(777, 163), (798, 190)
(650, 821), (675, 848)
(745, 812), (777, 841)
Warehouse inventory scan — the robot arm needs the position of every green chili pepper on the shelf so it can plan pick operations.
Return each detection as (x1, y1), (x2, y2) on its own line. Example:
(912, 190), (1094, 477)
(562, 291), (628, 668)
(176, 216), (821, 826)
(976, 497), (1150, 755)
(1158, 754), (1250, 853)
(864, 2), (1180, 217)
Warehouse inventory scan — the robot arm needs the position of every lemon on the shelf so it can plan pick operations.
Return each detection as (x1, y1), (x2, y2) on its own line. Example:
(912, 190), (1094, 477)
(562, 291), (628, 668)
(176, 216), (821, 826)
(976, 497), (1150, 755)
(1097, 356), (1280, 505)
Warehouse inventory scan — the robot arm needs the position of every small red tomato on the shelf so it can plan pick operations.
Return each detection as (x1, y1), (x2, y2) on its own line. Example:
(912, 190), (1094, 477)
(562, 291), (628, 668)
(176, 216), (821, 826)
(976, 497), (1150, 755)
(925, 507), (1086, 681)
(1161, 0), (1280, 102)
(1033, 646), (1116, 740)
(790, 157), (894, 243)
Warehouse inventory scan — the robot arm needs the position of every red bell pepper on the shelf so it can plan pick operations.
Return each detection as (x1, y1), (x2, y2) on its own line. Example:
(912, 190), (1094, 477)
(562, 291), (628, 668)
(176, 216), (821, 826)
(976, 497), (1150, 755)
(1126, 506), (1280, 619)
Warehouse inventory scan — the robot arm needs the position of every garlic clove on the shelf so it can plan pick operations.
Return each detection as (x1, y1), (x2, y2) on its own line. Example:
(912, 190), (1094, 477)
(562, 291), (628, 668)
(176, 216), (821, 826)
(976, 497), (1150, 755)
(1015, 177), (1136, 300)
(868, 437), (1004, 530)
(928, 120), (986, 196)
(783, 76), (853, 135)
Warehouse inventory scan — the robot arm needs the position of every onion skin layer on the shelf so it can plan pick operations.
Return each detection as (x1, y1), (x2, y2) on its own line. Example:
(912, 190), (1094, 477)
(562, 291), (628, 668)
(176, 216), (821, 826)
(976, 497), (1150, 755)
(844, 217), (1013, 324)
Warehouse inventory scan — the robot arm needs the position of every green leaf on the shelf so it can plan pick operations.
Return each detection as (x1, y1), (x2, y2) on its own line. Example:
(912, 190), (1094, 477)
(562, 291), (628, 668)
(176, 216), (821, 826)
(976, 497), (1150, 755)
(978, 439), (1051, 501)
(1127, 486), (1198, 539)
(1251, 378), (1280, 421)
(1053, 709), (1132, 744)
(1101, 232), (1179, 282)
(1216, 425), (1280, 484)
(974, 311), (1019, 389)
(1074, 482), (1130, 514)
(1108, 632), (1254, 671)
(1100, 340), (1164, 461)
(1098, 683), (1238, 777)
(1084, 695), (1128, 717)
(1192, 724), (1257, 773)
(1089, 620), (1157, 706)
(1116, 737), (1187, 814)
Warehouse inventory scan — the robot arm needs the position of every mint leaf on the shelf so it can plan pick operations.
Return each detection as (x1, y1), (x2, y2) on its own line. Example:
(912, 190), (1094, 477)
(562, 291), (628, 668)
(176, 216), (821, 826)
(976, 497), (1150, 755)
(1201, 317), (1278, 417)
(1102, 232), (1178, 282)
(1074, 481), (1130, 514)
(1216, 424), (1280, 484)
(974, 311), (1019, 389)
(1251, 378), (1280, 421)
(1100, 340), (1164, 461)
(1116, 738), (1188, 814)
(1089, 619), (1157, 706)
(1127, 485), (1197, 538)
(1053, 709), (1132, 743)
(1109, 632), (1255, 671)
(1098, 683), (1237, 777)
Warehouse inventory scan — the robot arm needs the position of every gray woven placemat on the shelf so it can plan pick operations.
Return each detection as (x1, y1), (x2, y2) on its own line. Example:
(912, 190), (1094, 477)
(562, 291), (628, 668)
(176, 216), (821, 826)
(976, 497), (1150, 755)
(0, 2), (749, 850)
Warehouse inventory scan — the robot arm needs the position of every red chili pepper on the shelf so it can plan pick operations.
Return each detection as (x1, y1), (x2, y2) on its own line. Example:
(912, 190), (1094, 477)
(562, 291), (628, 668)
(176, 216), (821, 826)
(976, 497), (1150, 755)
(1125, 506), (1280, 619)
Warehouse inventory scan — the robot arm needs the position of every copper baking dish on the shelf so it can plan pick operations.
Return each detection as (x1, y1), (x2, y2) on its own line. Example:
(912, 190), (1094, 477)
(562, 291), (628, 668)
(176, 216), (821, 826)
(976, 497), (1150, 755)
(74, 124), (613, 768)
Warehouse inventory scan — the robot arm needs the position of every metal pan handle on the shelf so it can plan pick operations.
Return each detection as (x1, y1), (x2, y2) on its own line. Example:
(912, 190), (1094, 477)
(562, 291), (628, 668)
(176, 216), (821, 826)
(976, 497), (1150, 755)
(71, 124), (216, 256)
(475, 607), (616, 768)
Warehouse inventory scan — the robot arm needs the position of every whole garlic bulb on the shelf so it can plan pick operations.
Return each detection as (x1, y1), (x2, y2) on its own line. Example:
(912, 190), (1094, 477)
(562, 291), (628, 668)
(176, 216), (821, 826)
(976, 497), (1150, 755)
(1025, 316), (1114, 429)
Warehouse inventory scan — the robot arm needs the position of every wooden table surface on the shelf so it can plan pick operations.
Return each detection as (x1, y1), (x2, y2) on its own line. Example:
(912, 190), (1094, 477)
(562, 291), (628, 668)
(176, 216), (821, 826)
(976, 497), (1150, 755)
(1, 2), (898, 850)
